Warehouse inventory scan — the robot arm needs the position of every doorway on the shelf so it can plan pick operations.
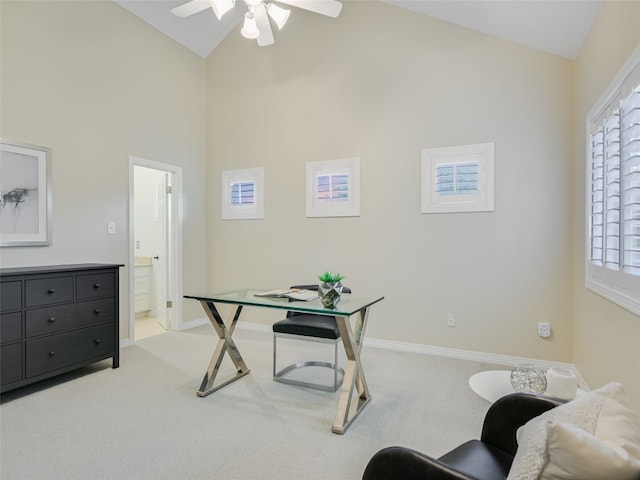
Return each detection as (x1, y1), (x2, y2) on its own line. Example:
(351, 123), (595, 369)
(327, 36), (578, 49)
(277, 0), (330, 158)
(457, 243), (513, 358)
(129, 157), (183, 342)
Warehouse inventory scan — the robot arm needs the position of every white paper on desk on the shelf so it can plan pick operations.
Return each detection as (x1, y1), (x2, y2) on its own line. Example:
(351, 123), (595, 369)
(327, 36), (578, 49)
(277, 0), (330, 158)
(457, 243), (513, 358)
(284, 290), (319, 301)
(254, 289), (318, 301)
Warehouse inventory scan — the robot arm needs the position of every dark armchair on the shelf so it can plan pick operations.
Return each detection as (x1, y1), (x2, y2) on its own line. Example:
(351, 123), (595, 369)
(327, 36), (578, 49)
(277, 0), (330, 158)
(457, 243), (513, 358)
(362, 392), (564, 480)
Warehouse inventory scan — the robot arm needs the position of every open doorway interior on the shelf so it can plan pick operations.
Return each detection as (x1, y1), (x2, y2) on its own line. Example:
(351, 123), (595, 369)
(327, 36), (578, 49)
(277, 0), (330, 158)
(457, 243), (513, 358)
(133, 165), (173, 340)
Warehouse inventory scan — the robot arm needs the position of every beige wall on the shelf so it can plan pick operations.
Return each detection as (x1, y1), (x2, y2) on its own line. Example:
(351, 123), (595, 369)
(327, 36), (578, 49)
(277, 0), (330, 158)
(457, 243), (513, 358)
(4, 0), (638, 409)
(0, 0), (208, 337)
(206, 1), (575, 361)
(573, 1), (640, 407)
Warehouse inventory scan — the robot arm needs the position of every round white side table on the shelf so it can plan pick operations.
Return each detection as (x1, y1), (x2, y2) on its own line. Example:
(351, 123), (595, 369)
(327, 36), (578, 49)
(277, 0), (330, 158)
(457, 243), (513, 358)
(469, 370), (514, 403)
(469, 370), (584, 403)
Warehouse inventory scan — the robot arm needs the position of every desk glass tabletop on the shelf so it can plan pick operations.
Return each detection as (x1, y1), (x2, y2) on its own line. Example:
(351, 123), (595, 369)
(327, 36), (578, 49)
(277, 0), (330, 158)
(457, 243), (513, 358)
(184, 289), (384, 316)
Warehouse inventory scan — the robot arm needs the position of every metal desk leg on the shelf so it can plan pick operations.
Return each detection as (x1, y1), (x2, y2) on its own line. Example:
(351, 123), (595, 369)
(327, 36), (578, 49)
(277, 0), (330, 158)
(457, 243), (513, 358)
(332, 308), (371, 434)
(197, 300), (250, 397)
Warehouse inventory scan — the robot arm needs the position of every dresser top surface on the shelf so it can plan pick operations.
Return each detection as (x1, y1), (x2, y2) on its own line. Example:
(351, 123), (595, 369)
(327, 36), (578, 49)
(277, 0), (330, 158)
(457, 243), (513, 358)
(0, 263), (124, 277)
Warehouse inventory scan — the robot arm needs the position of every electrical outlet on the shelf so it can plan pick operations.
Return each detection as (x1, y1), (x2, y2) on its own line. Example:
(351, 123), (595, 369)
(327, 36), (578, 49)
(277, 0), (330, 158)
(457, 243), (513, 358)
(447, 313), (456, 327)
(538, 322), (551, 338)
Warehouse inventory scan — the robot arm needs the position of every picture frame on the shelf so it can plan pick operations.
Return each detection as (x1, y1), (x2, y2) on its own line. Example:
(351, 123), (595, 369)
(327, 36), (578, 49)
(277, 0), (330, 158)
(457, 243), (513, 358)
(0, 139), (52, 246)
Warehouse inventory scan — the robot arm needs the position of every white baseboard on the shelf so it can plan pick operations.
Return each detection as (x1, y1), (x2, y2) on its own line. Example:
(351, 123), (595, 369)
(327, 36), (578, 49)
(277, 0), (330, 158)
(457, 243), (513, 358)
(363, 337), (588, 390)
(159, 319), (590, 390)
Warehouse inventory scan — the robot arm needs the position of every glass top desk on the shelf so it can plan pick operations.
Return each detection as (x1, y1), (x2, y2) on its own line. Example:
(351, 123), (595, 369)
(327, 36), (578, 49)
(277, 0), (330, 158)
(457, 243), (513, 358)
(184, 289), (384, 434)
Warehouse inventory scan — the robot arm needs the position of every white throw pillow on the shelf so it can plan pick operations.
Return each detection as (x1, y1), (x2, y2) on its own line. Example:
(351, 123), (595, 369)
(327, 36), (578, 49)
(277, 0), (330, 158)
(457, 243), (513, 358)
(540, 421), (640, 479)
(507, 382), (640, 480)
(595, 382), (640, 462)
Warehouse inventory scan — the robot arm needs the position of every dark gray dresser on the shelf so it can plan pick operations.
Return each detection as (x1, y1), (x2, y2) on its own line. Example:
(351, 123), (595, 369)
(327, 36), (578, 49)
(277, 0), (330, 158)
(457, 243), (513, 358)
(0, 263), (123, 393)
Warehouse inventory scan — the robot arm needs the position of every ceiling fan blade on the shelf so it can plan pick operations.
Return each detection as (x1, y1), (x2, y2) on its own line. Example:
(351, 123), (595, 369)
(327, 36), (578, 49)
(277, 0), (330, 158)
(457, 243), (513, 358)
(170, 0), (211, 18)
(255, 3), (275, 47)
(276, 0), (342, 18)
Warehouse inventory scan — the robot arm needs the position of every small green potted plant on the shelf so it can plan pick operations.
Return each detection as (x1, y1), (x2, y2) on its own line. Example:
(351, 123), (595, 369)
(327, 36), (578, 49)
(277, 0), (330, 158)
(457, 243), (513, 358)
(318, 272), (345, 308)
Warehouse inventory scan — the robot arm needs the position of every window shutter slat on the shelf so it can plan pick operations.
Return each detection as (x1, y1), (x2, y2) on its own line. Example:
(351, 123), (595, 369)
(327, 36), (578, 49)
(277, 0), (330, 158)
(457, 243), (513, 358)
(604, 111), (621, 271)
(590, 129), (605, 265)
(622, 87), (640, 274)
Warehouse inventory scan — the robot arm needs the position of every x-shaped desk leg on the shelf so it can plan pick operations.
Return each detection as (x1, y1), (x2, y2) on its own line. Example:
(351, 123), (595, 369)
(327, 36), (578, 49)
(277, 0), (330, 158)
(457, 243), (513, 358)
(332, 307), (371, 434)
(197, 300), (250, 397)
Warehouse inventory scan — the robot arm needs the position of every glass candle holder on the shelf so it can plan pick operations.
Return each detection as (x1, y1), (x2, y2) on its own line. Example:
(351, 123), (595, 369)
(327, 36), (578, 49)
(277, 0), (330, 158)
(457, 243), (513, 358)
(510, 363), (547, 394)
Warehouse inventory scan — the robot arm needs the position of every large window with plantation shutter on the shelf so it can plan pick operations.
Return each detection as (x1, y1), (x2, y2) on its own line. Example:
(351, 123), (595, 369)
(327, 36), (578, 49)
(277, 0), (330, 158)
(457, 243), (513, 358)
(586, 45), (640, 316)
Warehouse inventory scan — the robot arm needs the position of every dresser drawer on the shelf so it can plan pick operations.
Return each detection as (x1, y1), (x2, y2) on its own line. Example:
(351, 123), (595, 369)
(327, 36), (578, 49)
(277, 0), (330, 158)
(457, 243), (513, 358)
(1, 280), (22, 312)
(25, 298), (114, 338)
(77, 272), (115, 300)
(0, 312), (22, 344)
(25, 276), (74, 307)
(1, 343), (23, 386)
(0, 264), (122, 393)
(26, 324), (115, 378)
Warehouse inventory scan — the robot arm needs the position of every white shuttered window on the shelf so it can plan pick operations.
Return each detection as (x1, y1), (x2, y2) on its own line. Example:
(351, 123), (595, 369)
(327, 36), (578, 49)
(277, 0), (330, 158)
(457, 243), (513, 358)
(586, 45), (640, 315)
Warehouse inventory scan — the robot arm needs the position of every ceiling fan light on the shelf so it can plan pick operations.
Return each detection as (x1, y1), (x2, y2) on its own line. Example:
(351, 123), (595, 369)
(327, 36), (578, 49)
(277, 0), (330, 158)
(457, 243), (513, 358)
(267, 3), (290, 30)
(209, 0), (235, 20)
(241, 11), (260, 39)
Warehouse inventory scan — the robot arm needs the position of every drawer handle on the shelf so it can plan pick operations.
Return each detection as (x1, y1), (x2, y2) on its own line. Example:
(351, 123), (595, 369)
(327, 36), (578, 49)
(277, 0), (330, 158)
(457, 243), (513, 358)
(47, 288), (55, 294)
(94, 283), (101, 289)
(49, 351), (56, 357)
(94, 308), (101, 314)
(48, 317), (56, 323)
(94, 338), (101, 345)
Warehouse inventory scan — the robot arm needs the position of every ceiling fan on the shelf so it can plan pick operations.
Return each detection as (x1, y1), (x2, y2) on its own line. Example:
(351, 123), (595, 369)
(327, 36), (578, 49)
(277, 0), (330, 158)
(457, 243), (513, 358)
(171, 0), (343, 47)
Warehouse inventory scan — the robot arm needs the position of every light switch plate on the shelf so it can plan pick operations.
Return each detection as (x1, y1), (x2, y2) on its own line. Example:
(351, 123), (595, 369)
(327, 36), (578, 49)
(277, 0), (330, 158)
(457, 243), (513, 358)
(107, 221), (116, 235)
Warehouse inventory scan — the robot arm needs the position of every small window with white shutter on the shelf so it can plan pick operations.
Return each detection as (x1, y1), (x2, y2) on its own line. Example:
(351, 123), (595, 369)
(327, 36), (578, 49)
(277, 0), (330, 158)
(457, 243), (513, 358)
(221, 167), (264, 220)
(421, 142), (494, 214)
(586, 45), (640, 315)
(306, 158), (360, 217)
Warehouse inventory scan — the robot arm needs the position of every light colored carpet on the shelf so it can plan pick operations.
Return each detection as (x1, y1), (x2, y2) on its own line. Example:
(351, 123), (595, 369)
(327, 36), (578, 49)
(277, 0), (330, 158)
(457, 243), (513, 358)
(0, 325), (504, 480)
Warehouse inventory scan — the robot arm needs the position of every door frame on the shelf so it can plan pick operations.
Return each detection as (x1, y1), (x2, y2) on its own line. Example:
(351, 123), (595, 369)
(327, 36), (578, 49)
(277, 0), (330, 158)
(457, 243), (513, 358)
(128, 156), (184, 343)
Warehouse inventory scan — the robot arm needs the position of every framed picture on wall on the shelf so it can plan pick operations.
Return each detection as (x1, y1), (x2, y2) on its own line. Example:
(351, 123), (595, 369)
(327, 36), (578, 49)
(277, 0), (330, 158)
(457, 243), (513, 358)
(0, 139), (52, 246)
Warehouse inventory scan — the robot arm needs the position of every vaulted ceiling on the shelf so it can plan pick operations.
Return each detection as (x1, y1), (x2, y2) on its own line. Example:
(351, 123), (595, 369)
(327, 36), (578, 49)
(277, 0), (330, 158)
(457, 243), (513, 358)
(114, 0), (602, 59)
